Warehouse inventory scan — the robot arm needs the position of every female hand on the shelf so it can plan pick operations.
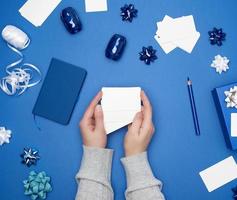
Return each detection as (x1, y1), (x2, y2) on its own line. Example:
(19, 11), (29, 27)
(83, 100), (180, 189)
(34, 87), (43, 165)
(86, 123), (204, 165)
(79, 91), (107, 148)
(124, 90), (155, 157)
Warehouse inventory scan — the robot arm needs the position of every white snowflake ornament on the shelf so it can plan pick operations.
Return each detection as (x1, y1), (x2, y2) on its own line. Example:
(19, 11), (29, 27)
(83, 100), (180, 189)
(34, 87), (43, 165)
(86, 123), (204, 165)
(0, 127), (11, 145)
(211, 55), (230, 74)
(224, 86), (237, 108)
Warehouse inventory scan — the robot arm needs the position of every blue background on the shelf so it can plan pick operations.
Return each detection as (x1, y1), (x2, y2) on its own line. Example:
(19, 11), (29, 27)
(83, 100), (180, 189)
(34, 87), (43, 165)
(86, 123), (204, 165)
(1, 0), (237, 199)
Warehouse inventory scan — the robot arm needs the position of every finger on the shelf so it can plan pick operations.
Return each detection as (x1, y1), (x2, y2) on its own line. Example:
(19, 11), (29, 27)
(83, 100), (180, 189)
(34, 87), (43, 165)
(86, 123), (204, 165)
(141, 90), (152, 115)
(94, 105), (106, 132)
(80, 117), (94, 129)
(83, 91), (102, 119)
(141, 90), (152, 123)
(141, 91), (153, 132)
(130, 112), (143, 134)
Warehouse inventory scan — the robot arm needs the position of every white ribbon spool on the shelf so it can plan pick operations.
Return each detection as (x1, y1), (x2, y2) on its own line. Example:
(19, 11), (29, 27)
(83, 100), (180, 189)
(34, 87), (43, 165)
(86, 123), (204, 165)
(2, 25), (30, 50)
(0, 25), (41, 96)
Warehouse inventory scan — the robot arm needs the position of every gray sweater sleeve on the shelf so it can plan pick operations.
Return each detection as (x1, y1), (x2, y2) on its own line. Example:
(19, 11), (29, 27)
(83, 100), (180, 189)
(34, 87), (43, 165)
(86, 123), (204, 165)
(121, 152), (165, 200)
(75, 145), (114, 200)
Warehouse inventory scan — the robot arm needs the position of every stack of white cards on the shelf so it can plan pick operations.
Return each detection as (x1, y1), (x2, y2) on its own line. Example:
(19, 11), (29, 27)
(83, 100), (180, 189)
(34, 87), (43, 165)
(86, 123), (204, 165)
(154, 15), (200, 54)
(101, 87), (141, 134)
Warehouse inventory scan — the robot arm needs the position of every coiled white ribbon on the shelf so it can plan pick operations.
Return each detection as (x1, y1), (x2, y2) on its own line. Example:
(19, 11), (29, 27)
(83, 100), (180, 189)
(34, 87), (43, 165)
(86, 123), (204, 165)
(2, 25), (30, 50)
(0, 25), (41, 96)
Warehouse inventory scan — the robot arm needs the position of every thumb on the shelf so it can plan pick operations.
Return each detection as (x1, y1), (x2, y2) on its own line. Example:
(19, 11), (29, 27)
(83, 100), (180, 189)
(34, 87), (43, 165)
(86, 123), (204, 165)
(94, 105), (105, 131)
(130, 112), (143, 134)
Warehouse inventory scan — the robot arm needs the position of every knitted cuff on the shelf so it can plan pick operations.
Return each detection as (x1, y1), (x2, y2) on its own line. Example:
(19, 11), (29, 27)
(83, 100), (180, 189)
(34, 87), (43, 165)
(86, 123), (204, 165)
(77, 145), (113, 184)
(121, 152), (162, 192)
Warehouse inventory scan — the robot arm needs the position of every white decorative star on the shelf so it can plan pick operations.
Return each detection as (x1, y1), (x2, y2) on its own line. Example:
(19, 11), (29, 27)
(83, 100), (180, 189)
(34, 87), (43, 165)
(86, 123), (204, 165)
(211, 54), (230, 74)
(224, 86), (237, 108)
(0, 127), (11, 146)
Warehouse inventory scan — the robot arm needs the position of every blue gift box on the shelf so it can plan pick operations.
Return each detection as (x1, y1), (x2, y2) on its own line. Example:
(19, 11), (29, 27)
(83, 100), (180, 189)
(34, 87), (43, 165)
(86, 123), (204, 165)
(212, 82), (237, 150)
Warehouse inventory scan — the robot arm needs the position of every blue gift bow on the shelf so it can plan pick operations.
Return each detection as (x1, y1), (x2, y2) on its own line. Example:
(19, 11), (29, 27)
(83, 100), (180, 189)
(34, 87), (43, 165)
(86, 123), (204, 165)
(23, 171), (52, 200)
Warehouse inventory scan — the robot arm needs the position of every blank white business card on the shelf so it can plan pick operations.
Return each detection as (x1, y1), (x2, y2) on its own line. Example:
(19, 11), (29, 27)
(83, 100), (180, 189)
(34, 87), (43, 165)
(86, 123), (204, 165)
(105, 121), (130, 134)
(85, 0), (108, 12)
(19, 0), (62, 27)
(102, 87), (141, 111)
(101, 87), (141, 134)
(155, 15), (200, 54)
(199, 156), (237, 192)
(103, 110), (139, 123)
(231, 113), (237, 137)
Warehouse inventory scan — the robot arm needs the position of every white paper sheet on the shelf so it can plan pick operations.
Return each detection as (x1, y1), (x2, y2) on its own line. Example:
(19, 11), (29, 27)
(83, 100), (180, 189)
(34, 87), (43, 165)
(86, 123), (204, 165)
(231, 113), (237, 137)
(199, 156), (237, 192)
(85, 0), (108, 12)
(19, 0), (62, 27)
(101, 87), (141, 134)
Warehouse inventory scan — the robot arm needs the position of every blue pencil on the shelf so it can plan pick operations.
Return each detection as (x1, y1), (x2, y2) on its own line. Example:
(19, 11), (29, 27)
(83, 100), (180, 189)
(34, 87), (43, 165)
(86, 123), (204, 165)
(187, 77), (200, 136)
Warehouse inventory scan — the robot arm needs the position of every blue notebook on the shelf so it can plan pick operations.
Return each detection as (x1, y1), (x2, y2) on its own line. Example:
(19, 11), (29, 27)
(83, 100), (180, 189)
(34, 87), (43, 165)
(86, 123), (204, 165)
(33, 58), (87, 125)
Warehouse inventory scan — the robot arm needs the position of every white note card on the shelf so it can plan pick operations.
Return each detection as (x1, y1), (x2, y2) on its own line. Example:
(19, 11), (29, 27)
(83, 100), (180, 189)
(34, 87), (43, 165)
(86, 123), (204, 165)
(231, 113), (237, 137)
(154, 15), (200, 54)
(19, 0), (62, 27)
(199, 156), (237, 192)
(85, 0), (108, 12)
(101, 87), (141, 134)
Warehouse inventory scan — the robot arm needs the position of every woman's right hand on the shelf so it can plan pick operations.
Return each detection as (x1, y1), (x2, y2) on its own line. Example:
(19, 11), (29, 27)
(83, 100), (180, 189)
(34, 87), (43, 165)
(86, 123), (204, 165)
(124, 90), (155, 157)
(79, 91), (107, 148)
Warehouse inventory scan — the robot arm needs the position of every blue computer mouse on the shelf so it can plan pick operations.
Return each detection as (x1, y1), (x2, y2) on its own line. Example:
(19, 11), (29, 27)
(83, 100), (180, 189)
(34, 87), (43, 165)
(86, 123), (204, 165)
(61, 7), (82, 34)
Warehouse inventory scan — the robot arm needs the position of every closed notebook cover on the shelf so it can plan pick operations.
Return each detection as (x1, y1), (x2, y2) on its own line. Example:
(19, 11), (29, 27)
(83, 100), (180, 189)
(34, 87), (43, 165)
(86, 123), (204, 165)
(33, 58), (87, 125)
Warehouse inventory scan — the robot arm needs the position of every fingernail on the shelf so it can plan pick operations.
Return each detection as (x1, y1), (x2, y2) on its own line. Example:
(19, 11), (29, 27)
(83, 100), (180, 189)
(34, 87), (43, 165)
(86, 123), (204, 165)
(136, 112), (142, 118)
(96, 105), (102, 112)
